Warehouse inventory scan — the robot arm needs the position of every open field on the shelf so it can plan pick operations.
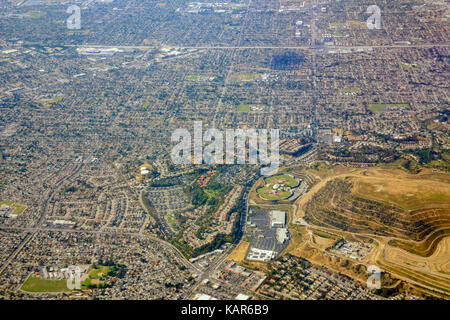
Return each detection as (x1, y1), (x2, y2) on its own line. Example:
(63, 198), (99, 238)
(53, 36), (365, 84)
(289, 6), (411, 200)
(21, 275), (70, 293)
(67, 29), (90, 35)
(340, 88), (362, 94)
(140, 101), (151, 109)
(186, 75), (202, 81)
(265, 174), (299, 188)
(256, 188), (291, 200)
(330, 22), (347, 28)
(88, 265), (112, 279)
(27, 11), (46, 18)
(353, 173), (450, 210)
(83, 265), (115, 288)
(400, 62), (420, 71)
(256, 174), (299, 201)
(186, 75), (216, 81)
(367, 103), (410, 113)
(229, 72), (261, 82)
(0, 200), (27, 215)
(376, 237), (450, 298)
(227, 241), (250, 264)
(237, 104), (251, 112)
(35, 95), (63, 108)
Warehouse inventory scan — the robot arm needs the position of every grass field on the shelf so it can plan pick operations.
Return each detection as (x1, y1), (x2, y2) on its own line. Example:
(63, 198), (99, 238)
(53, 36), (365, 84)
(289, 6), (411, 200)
(88, 265), (111, 279)
(186, 75), (202, 81)
(229, 72), (261, 82)
(27, 11), (46, 18)
(0, 200), (27, 215)
(67, 29), (90, 35)
(237, 104), (251, 112)
(256, 188), (291, 200)
(239, 73), (261, 81)
(227, 241), (250, 263)
(330, 22), (346, 27)
(353, 175), (450, 211)
(400, 62), (420, 71)
(83, 265), (113, 288)
(140, 101), (151, 109)
(265, 174), (299, 188)
(186, 75), (216, 81)
(35, 95), (63, 108)
(256, 174), (299, 201)
(21, 275), (70, 293)
(167, 214), (175, 223)
(340, 88), (361, 94)
(21, 264), (115, 292)
(367, 103), (410, 113)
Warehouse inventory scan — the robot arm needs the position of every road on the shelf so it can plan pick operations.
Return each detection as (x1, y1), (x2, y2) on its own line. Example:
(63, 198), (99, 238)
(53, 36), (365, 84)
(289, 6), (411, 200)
(0, 161), (83, 276)
(0, 225), (201, 273)
(183, 181), (259, 299)
(1, 165), (272, 299)
(58, 43), (450, 50)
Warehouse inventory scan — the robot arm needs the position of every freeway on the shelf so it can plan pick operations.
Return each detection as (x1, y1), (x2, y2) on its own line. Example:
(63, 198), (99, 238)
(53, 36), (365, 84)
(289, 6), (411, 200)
(182, 154), (320, 298)
(72, 44), (450, 50)
(183, 181), (257, 299)
(21, 41), (450, 51)
(0, 160), (309, 298)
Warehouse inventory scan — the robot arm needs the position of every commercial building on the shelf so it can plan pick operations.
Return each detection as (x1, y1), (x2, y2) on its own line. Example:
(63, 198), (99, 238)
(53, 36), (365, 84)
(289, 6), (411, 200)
(270, 210), (286, 228)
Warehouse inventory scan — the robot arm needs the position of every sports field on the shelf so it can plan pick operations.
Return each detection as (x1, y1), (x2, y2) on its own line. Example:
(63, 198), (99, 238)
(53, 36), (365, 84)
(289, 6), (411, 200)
(367, 103), (410, 113)
(265, 174), (299, 187)
(256, 174), (299, 200)
(21, 275), (70, 293)
(0, 200), (27, 215)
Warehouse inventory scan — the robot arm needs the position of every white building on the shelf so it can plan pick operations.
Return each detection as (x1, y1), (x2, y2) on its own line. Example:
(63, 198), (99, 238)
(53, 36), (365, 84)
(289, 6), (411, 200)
(194, 293), (218, 300)
(270, 210), (286, 228)
(246, 248), (277, 262)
